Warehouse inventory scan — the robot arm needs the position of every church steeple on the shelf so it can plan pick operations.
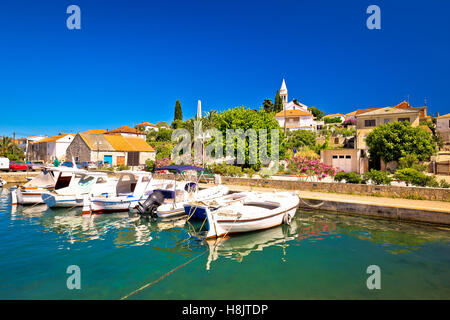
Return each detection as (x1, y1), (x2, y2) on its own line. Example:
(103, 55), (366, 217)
(280, 78), (288, 106)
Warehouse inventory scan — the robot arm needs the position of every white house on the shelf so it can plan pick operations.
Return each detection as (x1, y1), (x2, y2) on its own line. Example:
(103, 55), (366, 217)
(135, 122), (159, 132)
(17, 135), (47, 161)
(436, 113), (450, 145)
(275, 79), (315, 131)
(106, 126), (147, 139)
(29, 134), (75, 163)
(323, 113), (346, 122)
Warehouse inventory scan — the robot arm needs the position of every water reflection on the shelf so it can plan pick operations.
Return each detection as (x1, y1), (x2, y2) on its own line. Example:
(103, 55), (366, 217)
(1, 185), (449, 267)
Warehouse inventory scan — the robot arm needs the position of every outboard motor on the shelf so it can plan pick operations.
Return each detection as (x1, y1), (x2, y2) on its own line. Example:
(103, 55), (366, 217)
(135, 191), (165, 218)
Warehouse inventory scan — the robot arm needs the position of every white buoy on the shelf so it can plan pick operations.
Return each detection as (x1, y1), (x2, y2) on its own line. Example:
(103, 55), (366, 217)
(10, 187), (18, 206)
(81, 195), (91, 215)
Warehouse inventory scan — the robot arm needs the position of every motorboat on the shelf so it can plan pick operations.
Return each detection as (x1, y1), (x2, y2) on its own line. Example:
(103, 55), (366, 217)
(183, 191), (252, 220)
(88, 171), (168, 214)
(204, 191), (300, 239)
(42, 172), (116, 208)
(133, 165), (229, 219)
(14, 166), (85, 205)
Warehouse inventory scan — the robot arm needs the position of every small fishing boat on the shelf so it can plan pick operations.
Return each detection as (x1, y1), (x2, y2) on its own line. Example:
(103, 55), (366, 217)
(42, 172), (116, 208)
(142, 165), (229, 219)
(184, 192), (252, 220)
(204, 191), (300, 239)
(88, 171), (167, 214)
(14, 166), (84, 205)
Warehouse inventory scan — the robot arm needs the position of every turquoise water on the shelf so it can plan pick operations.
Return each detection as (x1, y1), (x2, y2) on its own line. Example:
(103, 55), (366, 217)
(0, 187), (449, 299)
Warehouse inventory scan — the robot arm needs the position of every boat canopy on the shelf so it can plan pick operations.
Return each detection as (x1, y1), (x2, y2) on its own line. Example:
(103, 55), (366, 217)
(155, 165), (205, 173)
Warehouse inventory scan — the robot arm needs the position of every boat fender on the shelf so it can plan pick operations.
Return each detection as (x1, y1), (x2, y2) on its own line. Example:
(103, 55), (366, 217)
(282, 212), (292, 225)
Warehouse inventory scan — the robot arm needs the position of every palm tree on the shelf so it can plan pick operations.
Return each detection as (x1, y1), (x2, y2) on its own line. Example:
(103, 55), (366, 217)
(0, 137), (13, 156)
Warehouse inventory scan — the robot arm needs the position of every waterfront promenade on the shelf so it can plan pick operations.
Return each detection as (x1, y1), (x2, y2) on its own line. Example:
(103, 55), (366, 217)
(203, 183), (450, 226)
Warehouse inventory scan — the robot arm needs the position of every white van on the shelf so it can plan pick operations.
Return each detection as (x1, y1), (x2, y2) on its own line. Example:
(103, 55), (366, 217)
(0, 158), (10, 171)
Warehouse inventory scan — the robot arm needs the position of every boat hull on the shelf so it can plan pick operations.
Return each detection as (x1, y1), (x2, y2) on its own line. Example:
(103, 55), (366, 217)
(17, 189), (49, 205)
(42, 193), (84, 208)
(89, 197), (145, 214)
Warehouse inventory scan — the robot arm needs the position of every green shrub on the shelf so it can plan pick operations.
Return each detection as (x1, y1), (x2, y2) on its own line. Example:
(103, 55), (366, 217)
(243, 167), (255, 178)
(333, 171), (347, 182)
(439, 180), (450, 188)
(398, 154), (427, 172)
(333, 171), (363, 184)
(394, 168), (438, 187)
(207, 163), (243, 177)
(363, 169), (392, 185)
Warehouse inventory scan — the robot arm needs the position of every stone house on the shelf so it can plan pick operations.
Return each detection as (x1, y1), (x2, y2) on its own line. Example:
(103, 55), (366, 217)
(66, 133), (155, 166)
(436, 113), (450, 148)
(28, 134), (75, 163)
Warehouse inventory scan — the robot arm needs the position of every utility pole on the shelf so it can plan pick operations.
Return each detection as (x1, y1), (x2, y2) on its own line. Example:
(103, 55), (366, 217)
(12, 131), (15, 157)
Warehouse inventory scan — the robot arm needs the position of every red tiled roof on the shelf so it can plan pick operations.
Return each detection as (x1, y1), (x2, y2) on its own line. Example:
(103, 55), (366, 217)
(107, 126), (144, 135)
(275, 110), (312, 117)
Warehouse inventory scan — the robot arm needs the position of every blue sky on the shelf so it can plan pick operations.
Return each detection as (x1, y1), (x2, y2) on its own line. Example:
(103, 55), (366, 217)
(0, 0), (449, 137)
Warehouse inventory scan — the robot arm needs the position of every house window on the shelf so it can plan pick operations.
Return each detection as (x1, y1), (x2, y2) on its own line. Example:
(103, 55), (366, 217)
(332, 155), (338, 159)
(346, 155), (351, 159)
(448, 120), (450, 128)
(339, 155), (344, 159)
(365, 120), (376, 127)
(384, 119), (390, 124)
(398, 118), (410, 123)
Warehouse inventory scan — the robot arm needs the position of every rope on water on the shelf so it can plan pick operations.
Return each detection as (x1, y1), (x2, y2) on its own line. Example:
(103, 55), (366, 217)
(120, 249), (208, 300)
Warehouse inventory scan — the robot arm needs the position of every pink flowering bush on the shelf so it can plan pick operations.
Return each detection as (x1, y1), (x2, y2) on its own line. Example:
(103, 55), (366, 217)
(154, 157), (172, 168)
(286, 156), (336, 181)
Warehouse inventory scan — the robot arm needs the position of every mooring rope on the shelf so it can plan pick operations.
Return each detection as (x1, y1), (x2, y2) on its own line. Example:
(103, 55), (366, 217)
(121, 203), (240, 300)
(120, 249), (208, 300)
(298, 195), (325, 208)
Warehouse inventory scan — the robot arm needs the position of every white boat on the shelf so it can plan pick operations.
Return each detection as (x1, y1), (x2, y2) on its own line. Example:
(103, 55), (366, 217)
(204, 191), (300, 239)
(15, 166), (85, 205)
(42, 172), (116, 208)
(88, 171), (167, 214)
(156, 184), (230, 218)
(183, 191), (253, 220)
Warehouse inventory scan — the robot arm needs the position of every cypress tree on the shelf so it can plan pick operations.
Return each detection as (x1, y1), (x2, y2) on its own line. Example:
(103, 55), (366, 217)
(174, 100), (183, 121)
(274, 90), (283, 112)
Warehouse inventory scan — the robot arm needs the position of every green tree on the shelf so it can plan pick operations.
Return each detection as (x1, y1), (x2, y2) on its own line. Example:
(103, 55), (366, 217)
(263, 99), (274, 113)
(308, 106), (325, 120)
(286, 130), (316, 150)
(174, 100), (183, 121)
(274, 90), (283, 112)
(0, 137), (25, 161)
(365, 121), (436, 164)
(214, 106), (285, 167)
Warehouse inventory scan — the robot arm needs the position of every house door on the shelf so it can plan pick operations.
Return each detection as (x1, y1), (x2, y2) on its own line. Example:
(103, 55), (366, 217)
(117, 156), (125, 165)
(104, 155), (113, 166)
(332, 155), (352, 172)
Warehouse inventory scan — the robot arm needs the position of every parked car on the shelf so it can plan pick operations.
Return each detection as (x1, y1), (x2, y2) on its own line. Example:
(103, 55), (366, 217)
(26, 161), (45, 171)
(9, 161), (28, 171)
(61, 161), (82, 169)
(0, 158), (10, 171)
(81, 161), (98, 169)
